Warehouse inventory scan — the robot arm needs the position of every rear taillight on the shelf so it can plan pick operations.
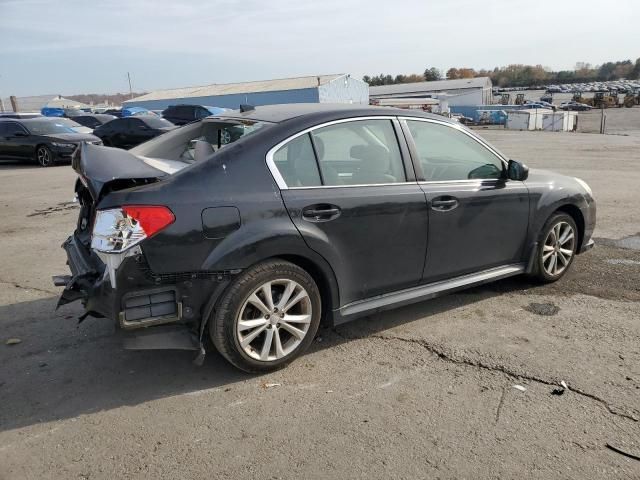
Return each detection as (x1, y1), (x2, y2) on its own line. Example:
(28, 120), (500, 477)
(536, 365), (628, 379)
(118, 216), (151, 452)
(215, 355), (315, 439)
(91, 205), (175, 253)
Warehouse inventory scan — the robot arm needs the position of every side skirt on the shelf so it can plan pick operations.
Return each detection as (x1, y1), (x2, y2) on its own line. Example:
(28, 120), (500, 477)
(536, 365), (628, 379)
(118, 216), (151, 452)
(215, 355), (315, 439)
(332, 263), (526, 325)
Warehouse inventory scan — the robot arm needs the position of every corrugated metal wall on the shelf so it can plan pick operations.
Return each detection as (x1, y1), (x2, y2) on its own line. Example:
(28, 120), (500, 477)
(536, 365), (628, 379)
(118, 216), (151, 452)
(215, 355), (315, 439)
(125, 76), (370, 110)
(127, 87), (319, 110)
(318, 75), (369, 104)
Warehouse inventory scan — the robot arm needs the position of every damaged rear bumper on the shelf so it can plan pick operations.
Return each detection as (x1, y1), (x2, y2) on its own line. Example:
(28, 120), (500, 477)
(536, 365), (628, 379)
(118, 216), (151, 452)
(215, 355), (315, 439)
(54, 234), (232, 355)
(56, 234), (107, 312)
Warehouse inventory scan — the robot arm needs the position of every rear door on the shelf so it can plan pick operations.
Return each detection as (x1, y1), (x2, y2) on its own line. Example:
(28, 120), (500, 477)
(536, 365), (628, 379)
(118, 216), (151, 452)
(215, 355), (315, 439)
(402, 118), (530, 283)
(272, 117), (429, 307)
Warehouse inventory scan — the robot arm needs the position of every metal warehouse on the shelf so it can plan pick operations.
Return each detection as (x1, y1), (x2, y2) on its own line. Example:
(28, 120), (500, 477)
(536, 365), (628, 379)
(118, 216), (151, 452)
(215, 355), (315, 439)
(123, 74), (369, 110)
(369, 77), (493, 107)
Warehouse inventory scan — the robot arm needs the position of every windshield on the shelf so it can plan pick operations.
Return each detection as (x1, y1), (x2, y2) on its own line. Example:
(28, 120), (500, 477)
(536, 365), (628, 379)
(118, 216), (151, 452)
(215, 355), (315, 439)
(54, 118), (83, 129)
(26, 119), (77, 135)
(130, 118), (272, 164)
(140, 116), (174, 129)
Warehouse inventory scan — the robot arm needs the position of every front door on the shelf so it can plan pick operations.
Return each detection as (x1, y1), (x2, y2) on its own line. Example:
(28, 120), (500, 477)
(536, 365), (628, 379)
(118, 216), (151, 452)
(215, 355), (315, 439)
(402, 118), (530, 283)
(273, 118), (429, 306)
(0, 122), (31, 159)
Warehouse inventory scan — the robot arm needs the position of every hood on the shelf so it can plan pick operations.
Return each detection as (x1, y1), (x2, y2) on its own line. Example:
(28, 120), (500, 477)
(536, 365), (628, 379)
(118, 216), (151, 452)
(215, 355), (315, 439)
(73, 143), (168, 201)
(46, 132), (101, 143)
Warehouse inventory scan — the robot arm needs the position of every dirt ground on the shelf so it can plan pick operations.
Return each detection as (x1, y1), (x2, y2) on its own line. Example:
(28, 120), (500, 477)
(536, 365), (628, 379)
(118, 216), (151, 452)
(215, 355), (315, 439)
(0, 129), (639, 479)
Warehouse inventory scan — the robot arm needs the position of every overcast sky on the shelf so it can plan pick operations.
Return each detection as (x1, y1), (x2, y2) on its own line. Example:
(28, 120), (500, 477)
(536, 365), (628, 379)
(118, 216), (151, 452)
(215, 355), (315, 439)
(1, 0), (639, 97)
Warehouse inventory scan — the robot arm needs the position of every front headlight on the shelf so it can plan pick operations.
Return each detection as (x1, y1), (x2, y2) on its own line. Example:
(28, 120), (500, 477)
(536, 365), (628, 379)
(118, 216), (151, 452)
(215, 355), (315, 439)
(51, 142), (76, 149)
(574, 177), (593, 196)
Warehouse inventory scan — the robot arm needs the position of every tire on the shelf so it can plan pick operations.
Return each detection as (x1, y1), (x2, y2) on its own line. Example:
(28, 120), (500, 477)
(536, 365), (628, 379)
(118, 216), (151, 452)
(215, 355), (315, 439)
(35, 145), (54, 167)
(530, 213), (578, 283)
(210, 259), (322, 373)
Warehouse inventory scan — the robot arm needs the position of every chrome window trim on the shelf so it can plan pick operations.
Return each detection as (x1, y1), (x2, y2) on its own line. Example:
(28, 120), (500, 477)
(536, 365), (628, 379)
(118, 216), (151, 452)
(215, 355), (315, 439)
(287, 181), (418, 191)
(417, 178), (500, 186)
(265, 115), (509, 190)
(266, 116), (399, 190)
(399, 116), (509, 168)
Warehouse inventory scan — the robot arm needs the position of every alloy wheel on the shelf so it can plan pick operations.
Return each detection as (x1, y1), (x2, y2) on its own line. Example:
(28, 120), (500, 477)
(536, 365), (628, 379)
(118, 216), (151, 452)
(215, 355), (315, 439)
(236, 279), (312, 362)
(542, 221), (575, 276)
(37, 146), (52, 167)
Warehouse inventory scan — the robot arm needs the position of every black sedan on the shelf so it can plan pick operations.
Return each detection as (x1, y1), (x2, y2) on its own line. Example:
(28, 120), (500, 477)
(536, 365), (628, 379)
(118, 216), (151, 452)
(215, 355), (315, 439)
(0, 118), (101, 166)
(72, 114), (117, 129)
(560, 101), (592, 111)
(92, 115), (175, 149)
(55, 104), (596, 372)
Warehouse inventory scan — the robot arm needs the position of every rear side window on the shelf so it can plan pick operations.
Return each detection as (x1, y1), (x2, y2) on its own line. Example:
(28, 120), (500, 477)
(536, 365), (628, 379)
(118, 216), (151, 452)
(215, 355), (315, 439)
(272, 134), (321, 187)
(311, 120), (405, 186)
(271, 119), (406, 188)
(406, 120), (504, 181)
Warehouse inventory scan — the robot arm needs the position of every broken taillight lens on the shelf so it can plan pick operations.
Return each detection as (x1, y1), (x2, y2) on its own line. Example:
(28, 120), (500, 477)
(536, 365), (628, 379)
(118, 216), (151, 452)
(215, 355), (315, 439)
(91, 205), (175, 253)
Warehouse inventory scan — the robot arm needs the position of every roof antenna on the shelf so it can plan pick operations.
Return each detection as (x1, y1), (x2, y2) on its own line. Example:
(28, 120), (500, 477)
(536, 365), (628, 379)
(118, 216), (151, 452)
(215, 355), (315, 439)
(239, 104), (255, 112)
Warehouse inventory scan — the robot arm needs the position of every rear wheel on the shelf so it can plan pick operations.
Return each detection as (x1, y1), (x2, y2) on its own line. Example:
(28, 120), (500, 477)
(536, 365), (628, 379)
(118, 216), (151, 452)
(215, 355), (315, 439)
(531, 213), (578, 283)
(35, 145), (54, 167)
(210, 260), (321, 373)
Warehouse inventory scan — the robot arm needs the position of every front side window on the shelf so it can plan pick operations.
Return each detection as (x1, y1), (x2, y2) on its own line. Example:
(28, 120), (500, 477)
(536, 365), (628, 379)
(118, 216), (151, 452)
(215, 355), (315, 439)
(4, 122), (27, 136)
(271, 119), (406, 188)
(406, 120), (504, 181)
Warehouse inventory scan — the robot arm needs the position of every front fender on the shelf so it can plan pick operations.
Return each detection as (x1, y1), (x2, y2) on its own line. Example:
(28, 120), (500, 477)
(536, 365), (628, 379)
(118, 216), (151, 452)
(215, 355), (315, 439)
(525, 170), (596, 252)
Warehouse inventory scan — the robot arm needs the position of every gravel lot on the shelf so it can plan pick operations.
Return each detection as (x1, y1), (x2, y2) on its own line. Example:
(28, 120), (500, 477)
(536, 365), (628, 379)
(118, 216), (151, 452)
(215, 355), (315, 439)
(1, 128), (639, 479)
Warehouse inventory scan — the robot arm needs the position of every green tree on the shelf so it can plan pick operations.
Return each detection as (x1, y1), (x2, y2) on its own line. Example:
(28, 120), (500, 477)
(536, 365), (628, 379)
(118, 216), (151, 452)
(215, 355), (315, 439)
(423, 67), (441, 81)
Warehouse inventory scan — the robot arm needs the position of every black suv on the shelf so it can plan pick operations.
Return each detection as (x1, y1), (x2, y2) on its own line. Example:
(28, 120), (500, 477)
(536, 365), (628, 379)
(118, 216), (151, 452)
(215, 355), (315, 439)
(162, 104), (226, 125)
(55, 104), (596, 372)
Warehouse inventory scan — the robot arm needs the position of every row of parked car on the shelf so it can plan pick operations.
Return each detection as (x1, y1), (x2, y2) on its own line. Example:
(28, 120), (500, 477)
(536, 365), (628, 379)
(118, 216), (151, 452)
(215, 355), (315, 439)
(0, 104), (229, 166)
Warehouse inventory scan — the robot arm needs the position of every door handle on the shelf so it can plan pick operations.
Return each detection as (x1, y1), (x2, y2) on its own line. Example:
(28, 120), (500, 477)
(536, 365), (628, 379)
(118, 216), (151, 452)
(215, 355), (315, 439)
(302, 204), (341, 222)
(431, 196), (459, 211)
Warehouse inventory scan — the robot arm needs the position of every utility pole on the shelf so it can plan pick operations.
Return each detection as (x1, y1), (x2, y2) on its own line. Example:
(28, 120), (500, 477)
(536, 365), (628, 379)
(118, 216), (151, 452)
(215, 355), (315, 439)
(127, 72), (133, 100)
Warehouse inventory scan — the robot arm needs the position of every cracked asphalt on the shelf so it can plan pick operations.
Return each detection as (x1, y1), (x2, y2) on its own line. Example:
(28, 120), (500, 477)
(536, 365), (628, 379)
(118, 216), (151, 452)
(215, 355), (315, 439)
(1, 129), (639, 479)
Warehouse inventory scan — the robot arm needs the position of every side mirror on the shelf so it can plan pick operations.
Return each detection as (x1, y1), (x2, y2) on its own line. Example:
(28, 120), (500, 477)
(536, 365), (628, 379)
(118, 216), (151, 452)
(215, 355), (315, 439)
(507, 159), (529, 181)
(13, 131), (28, 137)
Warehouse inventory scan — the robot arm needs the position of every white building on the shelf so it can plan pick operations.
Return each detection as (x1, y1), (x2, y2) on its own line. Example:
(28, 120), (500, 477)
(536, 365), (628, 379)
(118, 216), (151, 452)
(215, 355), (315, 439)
(369, 77), (493, 107)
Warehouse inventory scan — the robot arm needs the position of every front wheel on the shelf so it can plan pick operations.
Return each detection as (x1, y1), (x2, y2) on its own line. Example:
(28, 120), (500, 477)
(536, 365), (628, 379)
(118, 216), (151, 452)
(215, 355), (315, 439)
(210, 260), (321, 373)
(531, 213), (578, 283)
(35, 145), (54, 167)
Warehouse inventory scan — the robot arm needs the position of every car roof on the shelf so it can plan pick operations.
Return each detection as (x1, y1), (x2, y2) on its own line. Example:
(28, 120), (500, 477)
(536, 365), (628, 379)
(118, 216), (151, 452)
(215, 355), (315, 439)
(0, 117), (57, 124)
(209, 103), (456, 125)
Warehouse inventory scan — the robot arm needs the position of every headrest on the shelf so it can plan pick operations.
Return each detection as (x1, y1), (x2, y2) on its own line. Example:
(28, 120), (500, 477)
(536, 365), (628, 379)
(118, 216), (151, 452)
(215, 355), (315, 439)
(350, 144), (390, 172)
(193, 140), (214, 162)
